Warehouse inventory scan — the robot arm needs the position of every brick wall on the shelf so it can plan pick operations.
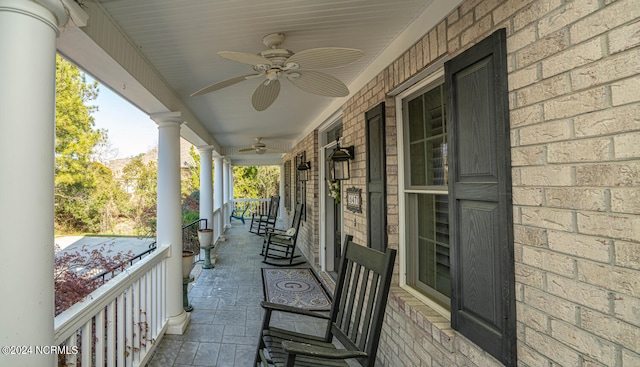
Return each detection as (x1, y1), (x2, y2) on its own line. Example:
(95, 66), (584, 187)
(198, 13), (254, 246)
(282, 131), (319, 268)
(294, 0), (640, 365)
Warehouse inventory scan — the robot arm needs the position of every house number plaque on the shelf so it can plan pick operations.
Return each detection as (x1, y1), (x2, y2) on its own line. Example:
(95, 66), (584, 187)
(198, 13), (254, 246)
(346, 187), (362, 213)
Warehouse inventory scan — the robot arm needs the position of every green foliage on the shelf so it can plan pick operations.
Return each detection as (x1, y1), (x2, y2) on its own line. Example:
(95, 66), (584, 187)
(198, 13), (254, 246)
(182, 146), (201, 195)
(54, 55), (129, 233)
(233, 166), (279, 199)
(181, 190), (200, 225)
(121, 155), (158, 235)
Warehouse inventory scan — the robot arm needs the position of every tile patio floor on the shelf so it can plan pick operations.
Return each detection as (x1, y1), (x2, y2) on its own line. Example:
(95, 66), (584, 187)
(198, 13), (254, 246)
(147, 221), (327, 367)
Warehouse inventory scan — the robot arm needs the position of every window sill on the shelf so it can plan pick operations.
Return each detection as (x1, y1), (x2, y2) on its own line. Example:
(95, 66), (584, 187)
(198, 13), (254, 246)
(389, 286), (456, 353)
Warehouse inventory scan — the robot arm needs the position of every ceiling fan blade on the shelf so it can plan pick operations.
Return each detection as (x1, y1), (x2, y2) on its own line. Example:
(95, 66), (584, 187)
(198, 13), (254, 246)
(238, 147), (255, 152)
(218, 51), (272, 66)
(252, 80), (281, 111)
(286, 47), (363, 70)
(191, 74), (258, 96)
(287, 71), (349, 97)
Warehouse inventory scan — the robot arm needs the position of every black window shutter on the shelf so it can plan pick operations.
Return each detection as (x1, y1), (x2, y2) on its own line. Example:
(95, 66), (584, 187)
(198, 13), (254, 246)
(366, 103), (387, 252)
(445, 28), (516, 366)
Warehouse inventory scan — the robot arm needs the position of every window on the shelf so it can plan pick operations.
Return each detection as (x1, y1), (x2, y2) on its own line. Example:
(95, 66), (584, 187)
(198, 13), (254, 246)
(404, 80), (450, 308)
(400, 29), (515, 366)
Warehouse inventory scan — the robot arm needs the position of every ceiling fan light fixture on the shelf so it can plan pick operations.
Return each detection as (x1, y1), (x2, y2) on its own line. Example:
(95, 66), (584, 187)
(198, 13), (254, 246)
(286, 72), (301, 81)
(285, 62), (300, 70)
(254, 64), (270, 72)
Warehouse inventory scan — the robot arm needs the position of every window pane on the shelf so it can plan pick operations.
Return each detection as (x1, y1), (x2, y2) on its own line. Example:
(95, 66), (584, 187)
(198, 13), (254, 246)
(410, 141), (426, 186)
(426, 138), (447, 186)
(405, 84), (447, 188)
(416, 193), (450, 298)
(407, 97), (424, 143)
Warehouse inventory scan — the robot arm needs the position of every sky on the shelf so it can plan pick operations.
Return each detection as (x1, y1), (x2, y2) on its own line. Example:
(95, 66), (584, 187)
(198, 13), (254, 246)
(89, 77), (158, 159)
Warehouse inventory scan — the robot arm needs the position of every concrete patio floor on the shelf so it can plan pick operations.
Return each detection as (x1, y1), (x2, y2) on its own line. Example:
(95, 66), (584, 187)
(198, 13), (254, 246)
(147, 221), (328, 367)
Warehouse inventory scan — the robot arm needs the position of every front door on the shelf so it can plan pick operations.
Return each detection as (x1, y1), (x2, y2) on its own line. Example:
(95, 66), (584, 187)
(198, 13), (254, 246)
(366, 103), (387, 252)
(324, 145), (342, 278)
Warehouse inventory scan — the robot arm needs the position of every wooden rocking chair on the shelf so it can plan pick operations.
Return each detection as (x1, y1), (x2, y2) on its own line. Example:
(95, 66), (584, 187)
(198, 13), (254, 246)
(255, 235), (397, 366)
(261, 203), (304, 266)
(250, 196), (280, 235)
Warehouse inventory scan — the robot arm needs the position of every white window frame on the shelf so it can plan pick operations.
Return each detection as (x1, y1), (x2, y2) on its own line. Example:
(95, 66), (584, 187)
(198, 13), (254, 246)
(396, 67), (451, 319)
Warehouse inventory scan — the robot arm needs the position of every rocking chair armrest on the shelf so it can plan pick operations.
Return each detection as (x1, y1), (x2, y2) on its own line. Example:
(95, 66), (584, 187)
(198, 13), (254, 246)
(260, 301), (330, 320)
(282, 341), (368, 360)
(267, 233), (294, 242)
(265, 227), (287, 234)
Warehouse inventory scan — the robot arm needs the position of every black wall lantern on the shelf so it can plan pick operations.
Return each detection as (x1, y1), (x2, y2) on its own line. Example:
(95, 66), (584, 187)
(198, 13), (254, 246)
(297, 153), (311, 182)
(328, 139), (355, 180)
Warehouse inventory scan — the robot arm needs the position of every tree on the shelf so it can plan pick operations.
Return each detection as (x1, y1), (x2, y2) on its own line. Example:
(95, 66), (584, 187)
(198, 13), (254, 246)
(182, 145), (201, 196)
(233, 166), (279, 198)
(54, 243), (132, 316)
(55, 55), (128, 233)
(121, 154), (158, 235)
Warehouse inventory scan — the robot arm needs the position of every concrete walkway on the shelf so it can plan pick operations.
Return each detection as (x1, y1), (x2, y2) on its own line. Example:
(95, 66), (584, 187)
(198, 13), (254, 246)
(147, 222), (327, 367)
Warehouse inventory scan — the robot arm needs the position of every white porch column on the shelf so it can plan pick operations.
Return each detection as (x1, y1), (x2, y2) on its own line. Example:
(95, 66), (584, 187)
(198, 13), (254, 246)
(223, 159), (231, 228)
(151, 112), (189, 335)
(229, 163), (235, 201)
(198, 146), (214, 230)
(214, 155), (225, 241)
(0, 2), (84, 365)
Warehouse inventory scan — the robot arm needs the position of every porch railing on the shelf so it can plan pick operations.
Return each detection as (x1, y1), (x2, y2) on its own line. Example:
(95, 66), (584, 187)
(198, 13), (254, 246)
(182, 218), (207, 263)
(232, 198), (270, 217)
(213, 207), (222, 244)
(54, 244), (170, 367)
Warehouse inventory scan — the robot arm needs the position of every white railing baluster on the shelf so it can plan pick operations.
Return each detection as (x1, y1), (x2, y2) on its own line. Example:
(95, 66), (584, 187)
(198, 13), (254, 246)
(107, 300), (116, 367)
(146, 271), (153, 351)
(81, 319), (92, 367)
(154, 264), (160, 336)
(134, 279), (141, 364)
(213, 208), (221, 243)
(95, 308), (105, 367)
(117, 293), (124, 367)
(66, 333), (77, 366)
(162, 260), (167, 324)
(126, 284), (133, 366)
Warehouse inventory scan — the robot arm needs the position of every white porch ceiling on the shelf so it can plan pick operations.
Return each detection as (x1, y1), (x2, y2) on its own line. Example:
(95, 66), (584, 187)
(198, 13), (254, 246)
(59, 0), (454, 165)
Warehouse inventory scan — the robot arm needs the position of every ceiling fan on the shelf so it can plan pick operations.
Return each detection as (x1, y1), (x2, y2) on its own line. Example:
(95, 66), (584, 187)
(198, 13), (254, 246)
(191, 33), (364, 111)
(237, 137), (283, 155)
